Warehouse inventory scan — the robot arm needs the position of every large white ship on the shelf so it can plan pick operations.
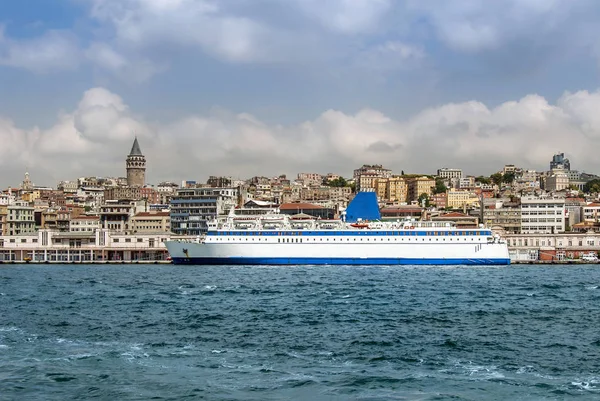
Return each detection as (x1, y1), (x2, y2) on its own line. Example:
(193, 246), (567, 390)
(165, 193), (510, 266)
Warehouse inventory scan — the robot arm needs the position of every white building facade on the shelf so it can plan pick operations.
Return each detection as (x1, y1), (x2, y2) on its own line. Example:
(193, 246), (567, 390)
(520, 196), (566, 234)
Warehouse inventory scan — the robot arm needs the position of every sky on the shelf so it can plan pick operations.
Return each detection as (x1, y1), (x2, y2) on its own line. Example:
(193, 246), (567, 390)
(2, 0), (600, 188)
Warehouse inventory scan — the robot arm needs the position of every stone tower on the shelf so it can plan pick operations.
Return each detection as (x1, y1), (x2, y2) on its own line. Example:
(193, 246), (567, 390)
(126, 137), (146, 187)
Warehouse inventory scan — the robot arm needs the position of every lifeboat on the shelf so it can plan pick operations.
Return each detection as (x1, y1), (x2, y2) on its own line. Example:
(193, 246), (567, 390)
(350, 223), (370, 229)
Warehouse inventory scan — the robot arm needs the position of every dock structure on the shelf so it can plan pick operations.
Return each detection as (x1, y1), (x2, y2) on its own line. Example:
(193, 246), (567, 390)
(505, 231), (600, 263)
(0, 229), (196, 263)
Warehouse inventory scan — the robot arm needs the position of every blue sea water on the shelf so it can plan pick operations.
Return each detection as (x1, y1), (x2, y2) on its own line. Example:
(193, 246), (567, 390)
(1, 264), (600, 400)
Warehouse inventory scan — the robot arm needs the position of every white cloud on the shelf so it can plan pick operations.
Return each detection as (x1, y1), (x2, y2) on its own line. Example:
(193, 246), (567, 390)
(85, 42), (166, 82)
(295, 0), (391, 34)
(0, 28), (80, 73)
(88, 0), (272, 62)
(2, 87), (600, 188)
(408, 0), (568, 52)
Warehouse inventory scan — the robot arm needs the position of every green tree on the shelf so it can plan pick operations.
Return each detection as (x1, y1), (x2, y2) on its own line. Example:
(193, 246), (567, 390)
(583, 179), (600, 193)
(475, 176), (491, 185)
(325, 177), (348, 187)
(433, 178), (447, 194)
(418, 193), (430, 207)
(502, 172), (515, 184)
(490, 173), (503, 186)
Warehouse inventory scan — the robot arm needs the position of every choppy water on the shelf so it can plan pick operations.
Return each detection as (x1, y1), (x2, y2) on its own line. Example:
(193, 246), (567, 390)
(1, 264), (600, 400)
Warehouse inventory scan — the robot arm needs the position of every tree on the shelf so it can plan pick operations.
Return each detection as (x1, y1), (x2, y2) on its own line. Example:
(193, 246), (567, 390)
(433, 178), (447, 194)
(584, 179), (600, 193)
(401, 170), (405, 176)
(502, 172), (515, 184)
(418, 193), (430, 207)
(325, 177), (348, 188)
(490, 173), (503, 186)
(475, 176), (491, 185)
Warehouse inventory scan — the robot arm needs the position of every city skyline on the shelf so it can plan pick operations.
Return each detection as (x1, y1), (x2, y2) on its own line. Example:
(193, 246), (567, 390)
(2, 1), (600, 187)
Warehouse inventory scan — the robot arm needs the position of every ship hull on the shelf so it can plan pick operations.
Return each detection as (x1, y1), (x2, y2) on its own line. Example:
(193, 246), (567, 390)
(171, 256), (510, 265)
(166, 240), (510, 266)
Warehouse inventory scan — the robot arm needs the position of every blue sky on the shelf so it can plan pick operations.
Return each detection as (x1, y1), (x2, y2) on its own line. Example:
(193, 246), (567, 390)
(2, 0), (600, 187)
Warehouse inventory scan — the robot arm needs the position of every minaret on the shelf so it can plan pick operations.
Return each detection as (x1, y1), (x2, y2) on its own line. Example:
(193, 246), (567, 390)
(126, 137), (146, 187)
(21, 169), (33, 190)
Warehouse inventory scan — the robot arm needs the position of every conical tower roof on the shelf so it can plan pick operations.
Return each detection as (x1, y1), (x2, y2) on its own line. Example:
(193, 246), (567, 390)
(129, 137), (143, 156)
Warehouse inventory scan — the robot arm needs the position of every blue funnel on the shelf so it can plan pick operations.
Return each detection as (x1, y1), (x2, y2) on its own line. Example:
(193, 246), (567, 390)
(345, 191), (381, 223)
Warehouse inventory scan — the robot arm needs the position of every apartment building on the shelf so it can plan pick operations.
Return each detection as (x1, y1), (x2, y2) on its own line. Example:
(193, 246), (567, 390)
(437, 168), (462, 180)
(353, 165), (392, 191)
(98, 200), (146, 232)
(41, 208), (71, 231)
(7, 201), (35, 236)
(170, 187), (241, 235)
(407, 176), (435, 203)
(374, 177), (408, 204)
(0, 205), (7, 235)
(483, 201), (521, 234)
(69, 216), (100, 232)
(545, 169), (569, 192)
(130, 211), (171, 234)
(446, 189), (479, 209)
(297, 173), (323, 186)
(582, 203), (600, 222)
(520, 196), (566, 234)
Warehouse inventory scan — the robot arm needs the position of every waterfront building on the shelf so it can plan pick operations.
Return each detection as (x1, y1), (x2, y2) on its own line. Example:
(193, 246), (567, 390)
(0, 205), (6, 235)
(130, 211), (171, 234)
(483, 200), (521, 234)
(505, 231), (600, 262)
(126, 137), (146, 187)
(170, 187), (241, 235)
(7, 201), (35, 236)
(437, 168), (462, 180)
(520, 196), (566, 234)
(69, 216), (100, 233)
(0, 229), (191, 262)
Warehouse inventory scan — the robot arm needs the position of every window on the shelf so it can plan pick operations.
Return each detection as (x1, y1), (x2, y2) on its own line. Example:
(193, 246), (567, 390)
(114, 239), (119, 242)
(125, 239), (131, 243)
(137, 238), (143, 243)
